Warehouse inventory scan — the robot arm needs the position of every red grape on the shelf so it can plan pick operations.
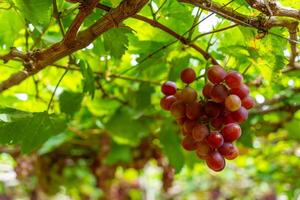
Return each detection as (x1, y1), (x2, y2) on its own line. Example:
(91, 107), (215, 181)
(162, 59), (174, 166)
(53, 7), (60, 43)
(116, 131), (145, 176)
(232, 107), (248, 124)
(160, 95), (177, 110)
(161, 81), (177, 95)
(242, 96), (255, 109)
(225, 71), (243, 88)
(221, 123), (241, 142)
(186, 101), (203, 120)
(224, 148), (239, 160)
(192, 124), (209, 141)
(202, 82), (213, 98)
(170, 101), (186, 119)
(210, 84), (229, 103)
(211, 117), (224, 129)
(206, 151), (225, 172)
(207, 65), (227, 84)
(230, 84), (249, 99)
(218, 143), (239, 160)
(223, 112), (235, 124)
(182, 87), (197, 104)
(225, 95), (241, 112)
(181, 136), (198, 151)
(183, 120), (197, 135)
(196, 142), (211, 159)
(204, 102), (221, 118)
(206, 132), (224, 149)
(181, 68), (196, 84)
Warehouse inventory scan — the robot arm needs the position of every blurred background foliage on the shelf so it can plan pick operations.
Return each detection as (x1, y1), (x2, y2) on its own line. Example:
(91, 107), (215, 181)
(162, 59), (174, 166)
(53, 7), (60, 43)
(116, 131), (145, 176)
(0, 0), (299, 199)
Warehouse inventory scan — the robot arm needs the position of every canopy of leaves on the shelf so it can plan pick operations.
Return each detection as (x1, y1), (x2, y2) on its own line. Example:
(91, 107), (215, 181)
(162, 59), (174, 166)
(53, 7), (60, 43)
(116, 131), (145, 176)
(0, 0), (299, 199)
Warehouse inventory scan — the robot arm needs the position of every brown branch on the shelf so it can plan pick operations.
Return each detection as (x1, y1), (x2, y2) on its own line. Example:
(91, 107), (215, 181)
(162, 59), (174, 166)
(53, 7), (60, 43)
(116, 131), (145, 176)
(178, 0), (297, 31)
(245, 0), (300, 20)
(0, 47), (27, 63)
(64, 0), (99, 43)
(0, 0), (149, 93)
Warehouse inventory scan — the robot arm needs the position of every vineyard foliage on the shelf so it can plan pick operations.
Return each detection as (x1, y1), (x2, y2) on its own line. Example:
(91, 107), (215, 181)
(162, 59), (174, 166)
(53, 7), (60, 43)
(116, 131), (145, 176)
(0, 0), (299, 199)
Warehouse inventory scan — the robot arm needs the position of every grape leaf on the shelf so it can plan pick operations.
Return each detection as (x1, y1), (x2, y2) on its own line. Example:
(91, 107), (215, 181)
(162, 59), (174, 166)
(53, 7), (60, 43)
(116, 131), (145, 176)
(0, 109), (67, 153)
(105, 107), (147, 145)
(133, 83), (155, 112)
(105, 142), (132, 165)
(13, 0), (52, 25)
(103, 28), (132, 59)
(159, 120), (184, 173)
(59, 90), (84, 117)
(0, 9), (24, 47)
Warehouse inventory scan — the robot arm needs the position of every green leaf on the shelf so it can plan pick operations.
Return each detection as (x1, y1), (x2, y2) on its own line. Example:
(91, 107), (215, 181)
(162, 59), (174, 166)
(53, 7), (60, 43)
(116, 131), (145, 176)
(14, 0), (52, 25)
(105, 107), (147, 145)
(103, 28), (132, 59)
(133, 83), (154, 111)
(59, 90), (84, 117)
(80, 61), (95, 99)
(38, 131), (75, 155)
(105, 142), (132, 165)
(284, 119), (300, 139)
(159, 120), (184, 173)
(0, 109), (67, 153)
(0, 9), (24, 47)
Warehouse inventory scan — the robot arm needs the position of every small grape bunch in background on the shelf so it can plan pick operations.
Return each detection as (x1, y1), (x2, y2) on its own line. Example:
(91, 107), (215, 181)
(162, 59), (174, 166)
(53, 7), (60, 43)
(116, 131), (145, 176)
(160, 65), (255, 171)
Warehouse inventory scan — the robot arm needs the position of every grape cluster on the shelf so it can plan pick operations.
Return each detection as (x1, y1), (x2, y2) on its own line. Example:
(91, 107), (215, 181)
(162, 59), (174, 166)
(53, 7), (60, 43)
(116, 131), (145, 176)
(160, 65), (255, 171)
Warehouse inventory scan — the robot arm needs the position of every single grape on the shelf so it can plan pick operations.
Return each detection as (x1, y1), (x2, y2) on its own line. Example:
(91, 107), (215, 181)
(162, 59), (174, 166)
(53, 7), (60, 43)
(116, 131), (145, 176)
(186, 101), (203, 120)
(206, 132), (224, 149)
(211, 117), (224, 130)
(170, 101), (186, 119)
(207, 65), (227, 84)
(204, 102), (222, 118)
(225, 71), (243, 88)
(224, 147), (239, 160)
(242, 96), (255, 109)
(181, 68), (196, 84)
(232, 107), (248, 124)
(182, 87), (197, 104)
(223, 112), (235, 124)
(206, 151), (225, 172)
(192, 124), (209, 141)
(202, 82), (213, 99)
(218, 143), (239, 160)
(221, 123), (241, 142)
(160, 95), (177, 110)
(161, 81), (177, 95)
(196, 142), (211, 159)
(225, 95), (241, 112)
(181, 136), (198, 151)
(230, 84), (249, 99)
(183, 120), (197, 135)
(210, 84), (229, 103)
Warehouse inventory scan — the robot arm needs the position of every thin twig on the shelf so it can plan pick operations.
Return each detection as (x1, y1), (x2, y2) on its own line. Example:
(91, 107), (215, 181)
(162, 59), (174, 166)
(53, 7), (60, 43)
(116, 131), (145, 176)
(47, 67), (69, 112)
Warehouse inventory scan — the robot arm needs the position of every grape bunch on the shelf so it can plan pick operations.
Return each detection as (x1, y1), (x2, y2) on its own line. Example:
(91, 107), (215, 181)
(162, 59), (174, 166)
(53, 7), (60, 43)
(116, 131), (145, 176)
(160, 65), (255, 171)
